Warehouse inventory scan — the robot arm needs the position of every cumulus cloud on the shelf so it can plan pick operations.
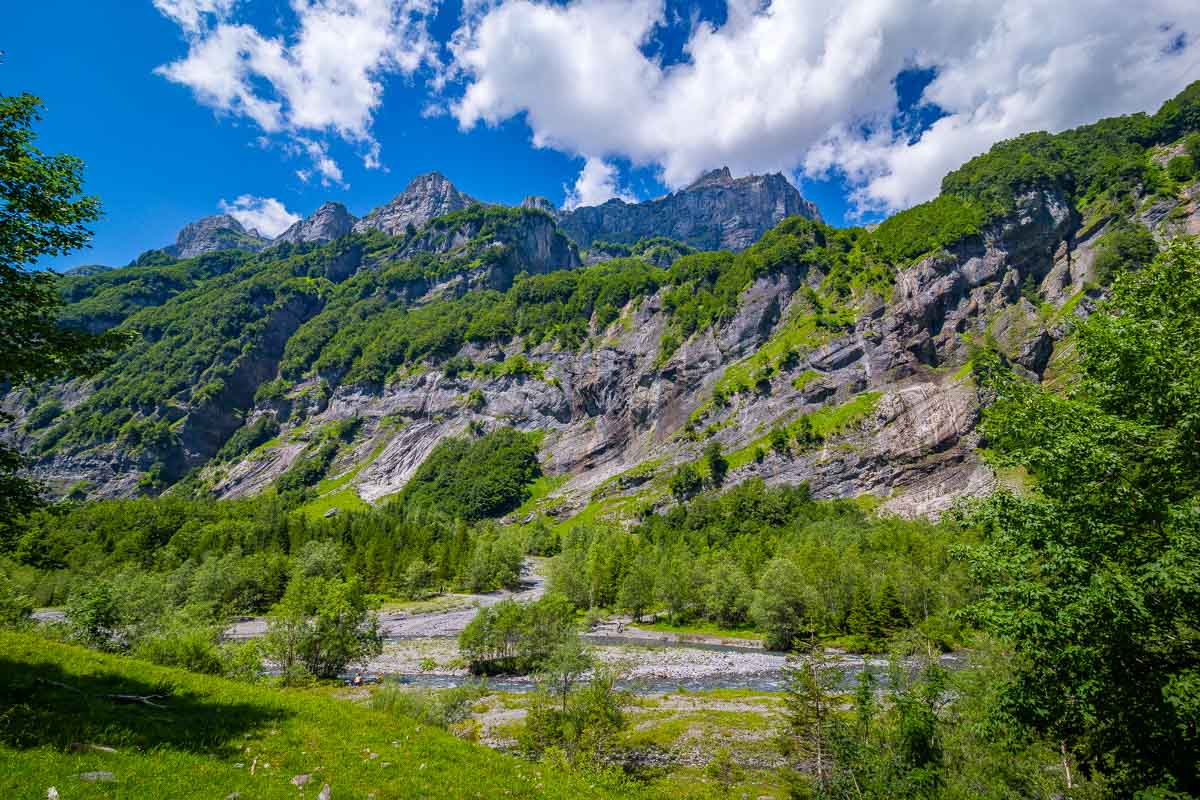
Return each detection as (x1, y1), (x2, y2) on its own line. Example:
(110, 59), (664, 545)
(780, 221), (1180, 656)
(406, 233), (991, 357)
(563, 157), (636, 209)
(152, 0), (236, 34)
(446, 0), (1200, 214)
(219, 195), (301, 237)
(155, 0), (439, 180)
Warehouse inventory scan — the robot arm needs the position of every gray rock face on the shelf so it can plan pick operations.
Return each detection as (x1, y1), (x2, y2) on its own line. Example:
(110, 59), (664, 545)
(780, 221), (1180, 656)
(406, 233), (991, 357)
(520, 195), (557, 214)
(165, 215), (270, 259)
(353, 172), (477, 236)
(559, 167), (822, 251)
(206, 180), (1145, 519)
(273, 202), (356, 245)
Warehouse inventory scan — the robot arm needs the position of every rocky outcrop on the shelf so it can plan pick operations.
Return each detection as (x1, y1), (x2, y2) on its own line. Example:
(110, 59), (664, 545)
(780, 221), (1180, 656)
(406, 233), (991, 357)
(382, 209), (582, 301)
(560, 168), (822, 251)
(165, 215), (270, 259)
(521, 196), (557, 214)
(353, 172), (477, 236)
(273, 202), (356, 245)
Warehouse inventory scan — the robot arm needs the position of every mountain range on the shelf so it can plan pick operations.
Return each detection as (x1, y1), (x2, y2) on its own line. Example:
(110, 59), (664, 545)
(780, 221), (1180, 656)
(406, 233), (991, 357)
(7, 80), (1200, 524)
(140, 166), (821, 265)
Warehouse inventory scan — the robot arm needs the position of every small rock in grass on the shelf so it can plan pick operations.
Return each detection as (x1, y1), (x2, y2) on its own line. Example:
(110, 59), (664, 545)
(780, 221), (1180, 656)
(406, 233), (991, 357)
(290, 773), (311, 787)
(317, 784), (331, 800)
(234, 763), (244, 769)
(225, 793), (241, 800)
(47, 789), (59, 800)
(78, 771), (116, 783)
(368, 752), (378, 759)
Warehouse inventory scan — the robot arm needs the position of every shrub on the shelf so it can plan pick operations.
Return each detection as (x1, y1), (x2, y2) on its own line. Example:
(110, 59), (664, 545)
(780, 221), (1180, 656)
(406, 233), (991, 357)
(0, 571), (33, 628)
(133, 622), (224, 675)
(670, 462), (703, 504)
(1093, 224), (1159, 284)
(1167, 154), (1195, 182)
(264, 574), (382, 683)
(458, 593), (576, 675)
(372, 681), (488, 730)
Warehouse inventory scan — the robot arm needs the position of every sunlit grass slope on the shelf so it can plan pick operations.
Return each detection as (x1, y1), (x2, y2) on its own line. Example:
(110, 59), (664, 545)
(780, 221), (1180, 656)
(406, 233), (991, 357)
(0, 631), (622, 799)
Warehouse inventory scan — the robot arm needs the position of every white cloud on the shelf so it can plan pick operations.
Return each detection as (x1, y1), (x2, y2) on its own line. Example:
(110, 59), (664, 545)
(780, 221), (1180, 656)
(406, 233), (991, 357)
(446, 0), (1200, 214)
(152, 0), (236, 34)
(220, 195), (301, 237)
(155, 0), (440, 180)
(562, 157), (636, 209)
(291, 137), (346, 187)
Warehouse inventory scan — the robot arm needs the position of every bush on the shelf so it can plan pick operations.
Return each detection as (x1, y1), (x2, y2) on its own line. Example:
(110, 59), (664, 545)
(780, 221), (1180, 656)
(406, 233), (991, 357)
(264, 574), (382, 683)
(670, 462), (702, 504)
(0, 571), (33, 628)
(133, 622), (224, 675)
(23, 400), (63, 431)
(520, 666), (630, 762)
(372, 681), (488, 730)
(1167, 154), (1195, 182)
(459, 593), (576, 675)
(1093, 224), (1159, 284)
(65, 583), (121, 650)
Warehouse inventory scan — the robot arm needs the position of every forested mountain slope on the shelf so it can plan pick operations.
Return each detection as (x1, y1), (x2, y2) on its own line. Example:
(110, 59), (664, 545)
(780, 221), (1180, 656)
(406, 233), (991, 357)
(6, 82), (1200, 523)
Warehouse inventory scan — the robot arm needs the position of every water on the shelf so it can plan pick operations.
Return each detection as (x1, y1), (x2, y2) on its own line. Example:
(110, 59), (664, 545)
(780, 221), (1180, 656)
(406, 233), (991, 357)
(357, 639), (966, 695)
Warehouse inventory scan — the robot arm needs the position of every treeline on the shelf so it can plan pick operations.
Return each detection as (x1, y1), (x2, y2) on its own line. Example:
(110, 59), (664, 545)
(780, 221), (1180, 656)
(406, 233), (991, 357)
(546, 480), (974, 650)
(6, 495), (520, 609)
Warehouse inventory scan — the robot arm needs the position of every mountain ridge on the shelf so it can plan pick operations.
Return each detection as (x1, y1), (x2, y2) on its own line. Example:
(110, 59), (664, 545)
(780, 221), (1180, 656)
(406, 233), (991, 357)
(8, 81), (1200, 522)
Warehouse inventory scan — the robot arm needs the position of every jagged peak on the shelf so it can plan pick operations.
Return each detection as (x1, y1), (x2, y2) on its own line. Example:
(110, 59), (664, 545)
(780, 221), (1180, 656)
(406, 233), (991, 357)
(687, 166), (734, 190)
(520, 195), (557, 214)
(403, 171), (459, 193)
(273, 201), (357, 246)
(353, 171), (478, 237)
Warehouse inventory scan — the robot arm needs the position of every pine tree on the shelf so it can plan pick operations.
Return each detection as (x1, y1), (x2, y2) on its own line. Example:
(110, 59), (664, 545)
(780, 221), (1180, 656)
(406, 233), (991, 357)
(876, 581), (910, 633)
(780, 640), (842, 790)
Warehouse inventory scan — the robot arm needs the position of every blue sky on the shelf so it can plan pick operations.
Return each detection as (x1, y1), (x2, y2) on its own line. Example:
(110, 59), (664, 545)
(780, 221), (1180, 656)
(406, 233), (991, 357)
(6, 1), (1197, 271)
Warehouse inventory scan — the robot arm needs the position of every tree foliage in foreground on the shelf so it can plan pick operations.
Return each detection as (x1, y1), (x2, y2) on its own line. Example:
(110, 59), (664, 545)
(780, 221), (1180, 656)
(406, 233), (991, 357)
(0, 93), (127, 546)
(962, 240), (1200, 795)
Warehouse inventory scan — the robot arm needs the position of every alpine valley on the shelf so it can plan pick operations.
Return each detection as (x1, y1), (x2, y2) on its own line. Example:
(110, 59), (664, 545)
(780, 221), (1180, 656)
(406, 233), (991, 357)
(4, 75), (1200, 800)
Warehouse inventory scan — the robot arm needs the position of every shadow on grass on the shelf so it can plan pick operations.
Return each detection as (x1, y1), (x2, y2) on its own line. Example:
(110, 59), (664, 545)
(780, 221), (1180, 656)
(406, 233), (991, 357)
(0, 656), (289, 757)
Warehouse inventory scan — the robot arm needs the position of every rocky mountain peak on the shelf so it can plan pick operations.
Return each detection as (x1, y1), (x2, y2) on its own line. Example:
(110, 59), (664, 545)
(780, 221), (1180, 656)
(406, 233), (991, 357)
(353, 171), (477, 236)
(165, 214), (270, 259)
(687, 166), (734, 189)
(273, 201), (357, 246)
(559, 167), (822, 252)
(520, 195), (558, 215)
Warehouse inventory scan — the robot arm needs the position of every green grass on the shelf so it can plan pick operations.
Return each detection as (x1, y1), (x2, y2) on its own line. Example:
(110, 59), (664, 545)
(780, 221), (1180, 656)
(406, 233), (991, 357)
(511, 473), (569, 518)
(296, 438), (392, 519)
(636, 619), (764, 641)
(712, 314), (826, 398)
(807, 391), (882, 436)
(724, 391), (884, 471)
(553, 488), (660, 532)
(791, 369), (821, 390)
(0, 631), (621, 799)
(619, 709), (774, 749)
(298, 486), (369, 520)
